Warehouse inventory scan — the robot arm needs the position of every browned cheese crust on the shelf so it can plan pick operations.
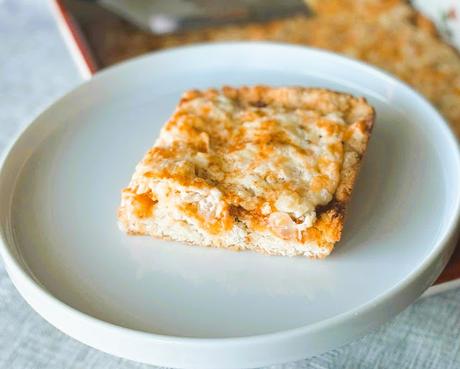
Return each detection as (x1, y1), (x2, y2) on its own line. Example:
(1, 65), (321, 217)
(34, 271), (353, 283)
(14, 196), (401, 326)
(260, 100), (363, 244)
(204, 87), (375, 253)
(118, 86), (375, 257)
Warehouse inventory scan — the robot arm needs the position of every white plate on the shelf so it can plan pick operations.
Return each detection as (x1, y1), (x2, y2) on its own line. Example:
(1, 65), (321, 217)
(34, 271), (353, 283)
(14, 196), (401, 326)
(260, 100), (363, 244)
(1, 43), (460, 369)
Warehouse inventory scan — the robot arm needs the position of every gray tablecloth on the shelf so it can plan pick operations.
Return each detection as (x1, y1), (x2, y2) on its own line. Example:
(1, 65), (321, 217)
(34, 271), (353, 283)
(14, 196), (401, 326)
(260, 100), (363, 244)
(1, 1), (459, 368)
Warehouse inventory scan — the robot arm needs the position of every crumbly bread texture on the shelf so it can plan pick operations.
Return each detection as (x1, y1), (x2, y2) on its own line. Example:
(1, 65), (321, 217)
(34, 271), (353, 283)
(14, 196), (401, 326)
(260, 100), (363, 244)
(118, 86), (375, 257)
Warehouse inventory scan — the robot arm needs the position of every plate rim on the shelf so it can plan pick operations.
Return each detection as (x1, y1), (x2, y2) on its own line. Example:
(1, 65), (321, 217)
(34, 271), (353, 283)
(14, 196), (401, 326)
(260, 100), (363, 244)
(1, 41), (460, 366)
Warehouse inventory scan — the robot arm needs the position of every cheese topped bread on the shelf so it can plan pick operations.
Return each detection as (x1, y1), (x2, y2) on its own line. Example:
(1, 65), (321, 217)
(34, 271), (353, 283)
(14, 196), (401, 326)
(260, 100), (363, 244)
(118, 86), (375, 258)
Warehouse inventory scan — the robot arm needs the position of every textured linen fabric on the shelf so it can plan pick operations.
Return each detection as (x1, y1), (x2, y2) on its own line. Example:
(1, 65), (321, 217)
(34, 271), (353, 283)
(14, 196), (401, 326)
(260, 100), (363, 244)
(0, 1), (459, 368)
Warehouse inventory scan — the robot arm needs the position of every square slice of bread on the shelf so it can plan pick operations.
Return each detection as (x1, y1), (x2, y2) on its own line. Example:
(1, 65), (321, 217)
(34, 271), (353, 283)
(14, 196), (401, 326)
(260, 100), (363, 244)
(118, 86), (375, 258)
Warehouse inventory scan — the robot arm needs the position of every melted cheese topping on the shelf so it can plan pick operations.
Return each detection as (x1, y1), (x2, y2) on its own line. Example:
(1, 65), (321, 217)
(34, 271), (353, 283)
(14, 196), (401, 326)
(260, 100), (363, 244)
(127, 87), (367, 242)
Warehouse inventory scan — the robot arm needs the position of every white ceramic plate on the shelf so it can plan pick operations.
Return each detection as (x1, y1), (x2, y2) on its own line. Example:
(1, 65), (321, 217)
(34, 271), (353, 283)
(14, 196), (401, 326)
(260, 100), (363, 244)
(1, 43), (460, 369)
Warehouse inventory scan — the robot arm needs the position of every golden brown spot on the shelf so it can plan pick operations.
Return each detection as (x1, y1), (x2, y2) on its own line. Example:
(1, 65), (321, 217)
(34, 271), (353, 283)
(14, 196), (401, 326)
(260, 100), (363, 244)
(132, 193), (156, 218)
(293, 146), (313, 156)
(146, 147), (176, 161)
(328, 142), (343, 155)
(121, 188), (135, 195)
(275, 155), (288, 167)
(317, 157), (332, 171)
(356, 120), (369, 134)
(315, 211), (343, 243)
(310, 175), (330, 192)
(302, 227), (322, 243)
(239, 110), (264, 122)
(196, 132), (210, 152)
(318, 119), (343, 135)
(180, 89), (201, 103)
(343, 127), (354, 141)
(200, 105), (211, 116)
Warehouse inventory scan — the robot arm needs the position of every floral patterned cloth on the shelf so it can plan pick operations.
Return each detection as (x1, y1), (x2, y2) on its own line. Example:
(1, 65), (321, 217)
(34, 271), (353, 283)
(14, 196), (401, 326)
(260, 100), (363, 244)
(413, 0), (460, 49)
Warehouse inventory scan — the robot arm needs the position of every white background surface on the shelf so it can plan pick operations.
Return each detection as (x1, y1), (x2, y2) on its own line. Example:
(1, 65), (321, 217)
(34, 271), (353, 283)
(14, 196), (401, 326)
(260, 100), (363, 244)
(0, 1), (459, 368)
